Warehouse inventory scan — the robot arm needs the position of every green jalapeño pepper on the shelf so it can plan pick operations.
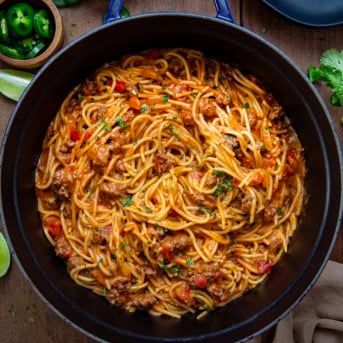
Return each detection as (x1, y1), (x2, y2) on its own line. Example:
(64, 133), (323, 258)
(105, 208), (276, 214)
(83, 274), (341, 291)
(25, 41), (46, 59)
(0, 11), (10, 43)
(6, 3), (35, 37)
(34, 9), (54, 39)
(52, 0), (81, 8)
(0, 44), (25, 59)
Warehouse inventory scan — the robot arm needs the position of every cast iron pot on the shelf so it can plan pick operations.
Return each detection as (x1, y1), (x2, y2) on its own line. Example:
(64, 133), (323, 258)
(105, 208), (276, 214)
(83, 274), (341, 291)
(1, 1), (342, 342)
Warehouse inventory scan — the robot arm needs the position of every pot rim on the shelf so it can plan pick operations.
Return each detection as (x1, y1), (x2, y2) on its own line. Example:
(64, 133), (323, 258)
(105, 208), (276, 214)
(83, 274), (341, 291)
(1, 12), (342, 343)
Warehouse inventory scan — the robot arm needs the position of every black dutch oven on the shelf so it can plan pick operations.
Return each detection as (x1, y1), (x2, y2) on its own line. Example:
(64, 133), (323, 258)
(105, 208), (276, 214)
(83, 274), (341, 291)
(1, 1), (342, 342)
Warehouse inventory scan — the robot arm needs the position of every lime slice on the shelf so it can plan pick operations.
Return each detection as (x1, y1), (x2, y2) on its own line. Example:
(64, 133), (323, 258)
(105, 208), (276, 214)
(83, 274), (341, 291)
(0, 231), (11, 277)
(0, 69), (34, 101)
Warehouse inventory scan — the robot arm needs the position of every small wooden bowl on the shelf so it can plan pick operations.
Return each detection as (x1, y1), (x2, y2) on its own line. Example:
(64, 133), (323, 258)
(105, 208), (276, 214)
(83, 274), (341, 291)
(0, 0), (64, 69)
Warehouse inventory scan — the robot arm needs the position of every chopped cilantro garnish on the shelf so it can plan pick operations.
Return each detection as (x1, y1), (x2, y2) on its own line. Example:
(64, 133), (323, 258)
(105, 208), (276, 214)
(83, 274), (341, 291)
(119, 242), (126, 250)
(111, 253), (117, 260)
(213, 169), (226, 177)
(171, 266), (180, 274)
(140, 106), (148, 113)
(116, 118), (125, 128)
(167, 124), (180, 136)
(99, 118), (106, 124)
(243, 102), (250, 108)
(122, 197), (133, 207)
(162, 94), (169, 103)
(103, 124), (111, 132)
(198, 206), (205, 214)
(144, 207), (152, 214)
(223, 177), (234, 191)
(101, 288), (107, 296)
(276, 208), (283, 216)
(213, 177), (234, 198)
(186, 258), (194, 266)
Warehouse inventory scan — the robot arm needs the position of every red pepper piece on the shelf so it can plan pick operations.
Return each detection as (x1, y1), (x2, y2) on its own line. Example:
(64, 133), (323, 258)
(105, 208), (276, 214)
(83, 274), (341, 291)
(194, 275), (207, 288)
(115, 80), (126, 93)
(175, 282), (192, 303)
(256, 259), (273, 274)
(44, 217), (62, 239)
(70, 130), (81, 141)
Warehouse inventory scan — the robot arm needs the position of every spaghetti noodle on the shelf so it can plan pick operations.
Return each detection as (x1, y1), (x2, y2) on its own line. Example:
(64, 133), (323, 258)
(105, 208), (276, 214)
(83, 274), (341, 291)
(35, 48), (306, 319)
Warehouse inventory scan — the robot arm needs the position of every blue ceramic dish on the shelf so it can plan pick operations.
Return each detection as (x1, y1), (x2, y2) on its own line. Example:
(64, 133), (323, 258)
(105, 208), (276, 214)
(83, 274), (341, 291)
(262, 0), (343, 27)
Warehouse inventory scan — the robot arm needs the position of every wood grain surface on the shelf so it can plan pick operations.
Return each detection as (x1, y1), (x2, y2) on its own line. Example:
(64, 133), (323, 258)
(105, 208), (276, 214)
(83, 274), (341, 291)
(0, 1), (342, 342)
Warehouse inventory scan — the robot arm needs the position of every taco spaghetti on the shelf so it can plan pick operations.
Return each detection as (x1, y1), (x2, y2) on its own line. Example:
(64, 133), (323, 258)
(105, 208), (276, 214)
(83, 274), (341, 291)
(35, 48), (305, 319)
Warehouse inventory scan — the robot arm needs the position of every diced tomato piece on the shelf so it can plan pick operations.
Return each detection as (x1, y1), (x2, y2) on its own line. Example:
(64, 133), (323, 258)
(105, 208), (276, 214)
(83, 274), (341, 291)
(241, 157), (252, 168)
(263, 157), (276, 168)
(84, 131), (92, 141)
(175, 282), (192, 303)
(115, 80), (126, 93)
(151, 195), (158, 205)
(250, 172), (264, 185)
(194, 275), (207, 288)
(265, 93), (275, 105)
(161, 243), (175, 261)
(141, 49), (161, 59)
(174, 84), (190, 93)
(155, 161), (162, 174)
(233, 178), (240, 185)
(161, 243), (171, 258)
(44, 217), (62, 239)
(214, 271), (223, 281)
(256, 259), (273, 274)
(169, 209), (178, 217)
(129, 96), (141, 111)
(70, 130), (81, 142)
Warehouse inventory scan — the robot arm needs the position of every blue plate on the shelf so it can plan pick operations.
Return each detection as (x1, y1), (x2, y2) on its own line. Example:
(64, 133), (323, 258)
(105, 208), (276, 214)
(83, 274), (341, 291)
(262, 0), (343, 27)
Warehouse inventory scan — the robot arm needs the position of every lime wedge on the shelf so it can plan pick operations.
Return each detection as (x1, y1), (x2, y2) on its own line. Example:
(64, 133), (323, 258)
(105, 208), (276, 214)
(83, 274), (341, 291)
(0, 231), (11, 277)
(0, 69), (34, 101)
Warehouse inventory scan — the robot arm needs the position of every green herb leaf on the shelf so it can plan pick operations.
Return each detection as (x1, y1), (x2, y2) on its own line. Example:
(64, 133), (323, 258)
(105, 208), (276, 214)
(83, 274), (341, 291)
(276, 208), (283, 216)
(171, 266), (180, 274)
(186, 258), (194, 266)
(308, 49), (343, 106)
(122, 197), (133, 207)
(167, 124), (180, 136)
(116, 118), (125, 128)
(162, 94), (169, 103)
(140, 105), (148, 113)
(213, 169), (226, 177)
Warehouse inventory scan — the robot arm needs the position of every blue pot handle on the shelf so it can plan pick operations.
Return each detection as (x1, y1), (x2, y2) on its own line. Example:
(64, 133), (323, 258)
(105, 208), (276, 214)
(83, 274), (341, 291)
(104, 0), (234, 24)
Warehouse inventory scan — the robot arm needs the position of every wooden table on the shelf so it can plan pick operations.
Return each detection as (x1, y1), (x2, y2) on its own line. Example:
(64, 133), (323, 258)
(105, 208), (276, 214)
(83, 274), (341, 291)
(0, 1), (342, 342)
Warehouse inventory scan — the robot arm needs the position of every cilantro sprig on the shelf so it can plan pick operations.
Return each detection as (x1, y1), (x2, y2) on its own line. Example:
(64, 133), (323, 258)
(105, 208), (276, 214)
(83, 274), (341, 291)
(308, 49), (343, 107)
